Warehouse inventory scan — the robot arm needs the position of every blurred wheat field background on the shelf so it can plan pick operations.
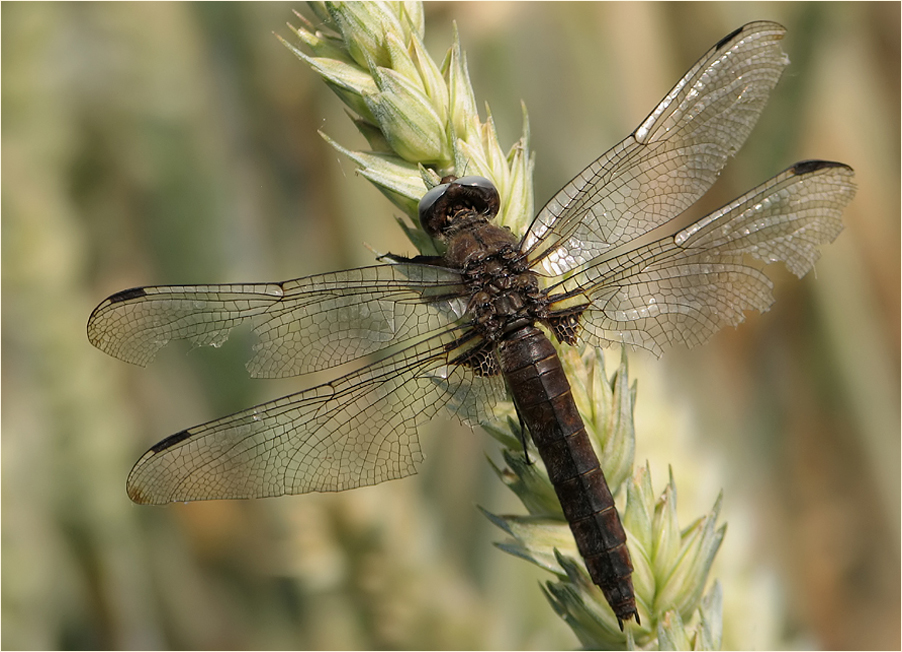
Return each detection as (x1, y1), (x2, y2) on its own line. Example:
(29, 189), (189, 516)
(3, 2), (898, 649)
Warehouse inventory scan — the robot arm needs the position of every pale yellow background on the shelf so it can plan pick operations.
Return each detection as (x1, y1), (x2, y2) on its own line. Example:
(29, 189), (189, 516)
(3, 3), (898, 649)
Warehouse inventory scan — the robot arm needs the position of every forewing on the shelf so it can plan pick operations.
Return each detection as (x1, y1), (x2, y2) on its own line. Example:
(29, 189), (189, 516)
(523, 21), (789, 275)
(546, 162), (855, 356)
(87, 264), (468, 378)
(126, 329), (506, 504)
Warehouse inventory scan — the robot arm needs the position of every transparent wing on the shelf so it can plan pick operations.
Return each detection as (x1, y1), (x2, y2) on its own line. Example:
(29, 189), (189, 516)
(545, 161), (855, 356)
(126, 328), (506, 504)
(87, 264), (468, 378)
(522, 21), (790, 275)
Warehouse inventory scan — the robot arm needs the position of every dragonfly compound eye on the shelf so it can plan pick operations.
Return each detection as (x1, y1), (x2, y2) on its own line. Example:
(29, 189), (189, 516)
(418, 176), (500, 237)
(453, 176), (500, 218)
(418, 182), (451, 236)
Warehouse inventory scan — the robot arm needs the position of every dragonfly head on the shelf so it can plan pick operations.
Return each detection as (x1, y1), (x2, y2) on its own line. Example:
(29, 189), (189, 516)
(418, 175), (500, 239)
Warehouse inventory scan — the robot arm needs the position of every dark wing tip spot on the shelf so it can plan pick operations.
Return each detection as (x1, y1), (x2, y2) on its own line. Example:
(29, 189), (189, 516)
(791, 160), (853, 175)
(150, 429), (192, 453)
(715, 21), (786, 51)
(714, 25), (745, 50)
(107, 287), (148, 304)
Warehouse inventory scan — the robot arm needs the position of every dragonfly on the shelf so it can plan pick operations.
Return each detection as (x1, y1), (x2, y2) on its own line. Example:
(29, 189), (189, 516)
(88, 21), (855, 627)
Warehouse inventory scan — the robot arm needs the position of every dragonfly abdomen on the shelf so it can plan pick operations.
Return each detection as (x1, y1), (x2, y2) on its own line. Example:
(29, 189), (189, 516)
(498, 326), (638, 627)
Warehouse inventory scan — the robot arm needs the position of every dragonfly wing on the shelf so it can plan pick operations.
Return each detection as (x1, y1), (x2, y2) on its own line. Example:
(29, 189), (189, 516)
(523, 21), (789, 275)
(87, 263), (468, 378)
(126, 328), (506, 504)
(546, 161), (855, 356)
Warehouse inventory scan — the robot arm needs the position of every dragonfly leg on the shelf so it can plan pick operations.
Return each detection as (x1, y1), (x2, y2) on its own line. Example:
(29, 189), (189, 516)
(378, 251), (445, 266)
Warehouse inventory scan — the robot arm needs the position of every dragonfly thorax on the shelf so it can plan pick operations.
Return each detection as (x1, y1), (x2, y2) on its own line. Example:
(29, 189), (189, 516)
(461, 245), (547, 342)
